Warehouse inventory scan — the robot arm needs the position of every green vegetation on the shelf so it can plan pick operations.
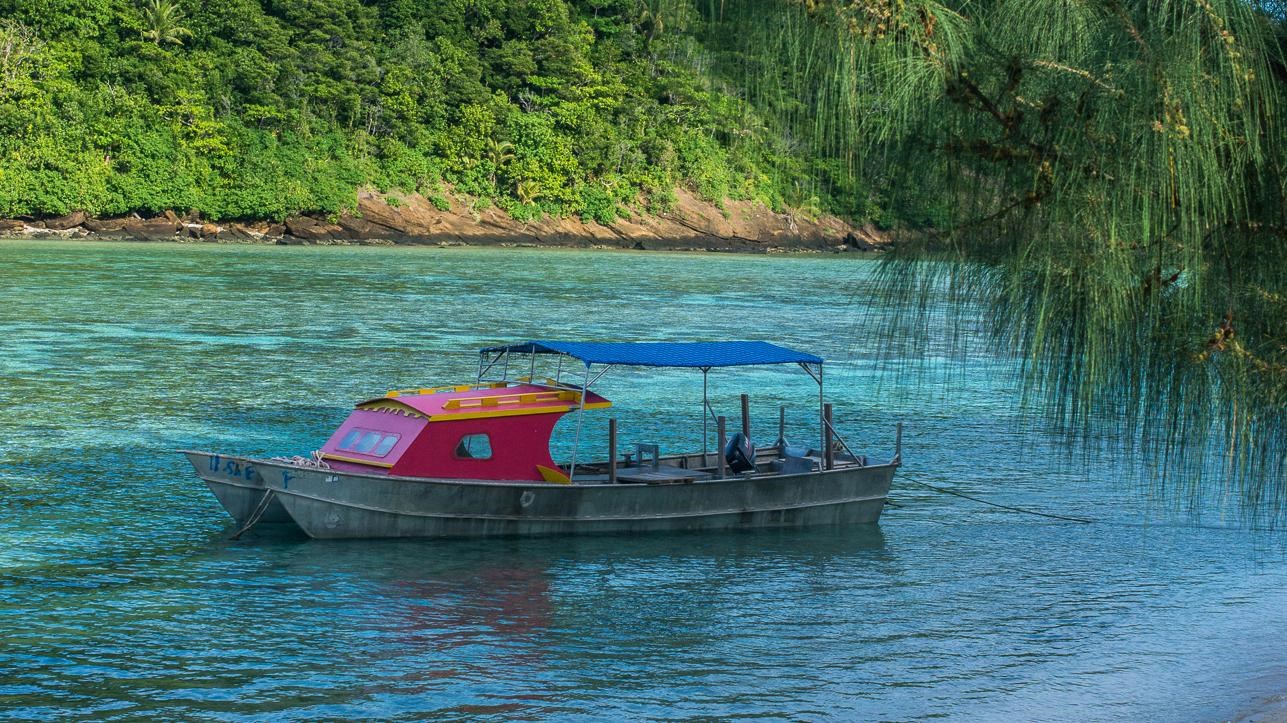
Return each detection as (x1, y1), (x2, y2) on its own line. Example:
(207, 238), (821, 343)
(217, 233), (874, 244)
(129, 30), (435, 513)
(719, 0), (1285, 514)
(0, 0), (861, 223)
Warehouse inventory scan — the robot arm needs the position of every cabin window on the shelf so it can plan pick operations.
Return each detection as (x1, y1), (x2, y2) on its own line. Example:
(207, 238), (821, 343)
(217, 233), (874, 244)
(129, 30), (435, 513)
(337, 428), (401, 458)
(454, 433), (493, 460)
(372, 434), (400, 457)
(340, 429), (363, 449)
(355, 431), (382, 453)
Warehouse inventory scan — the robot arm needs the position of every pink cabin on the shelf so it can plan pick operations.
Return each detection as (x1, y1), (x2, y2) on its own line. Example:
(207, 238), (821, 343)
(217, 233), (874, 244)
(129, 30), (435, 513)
(317, 383), (612, 482)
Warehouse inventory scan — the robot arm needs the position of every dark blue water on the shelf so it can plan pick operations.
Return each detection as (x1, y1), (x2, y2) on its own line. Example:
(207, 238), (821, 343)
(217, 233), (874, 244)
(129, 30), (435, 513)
(0, 240), (1283, 720)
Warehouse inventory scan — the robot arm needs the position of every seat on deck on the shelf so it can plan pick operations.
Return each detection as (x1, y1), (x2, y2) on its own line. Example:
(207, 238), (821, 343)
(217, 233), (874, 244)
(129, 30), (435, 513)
(614, 442), (711, 484)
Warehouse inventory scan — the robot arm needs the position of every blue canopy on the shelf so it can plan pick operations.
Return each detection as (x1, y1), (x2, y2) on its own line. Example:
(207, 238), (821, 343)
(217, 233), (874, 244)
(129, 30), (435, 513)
(480, 340), (823, 368)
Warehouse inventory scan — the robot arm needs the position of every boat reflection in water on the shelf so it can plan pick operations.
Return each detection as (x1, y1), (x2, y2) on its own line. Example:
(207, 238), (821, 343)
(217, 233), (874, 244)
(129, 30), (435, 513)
(198, 525), (891, 714)
(183, 341), (901, 539)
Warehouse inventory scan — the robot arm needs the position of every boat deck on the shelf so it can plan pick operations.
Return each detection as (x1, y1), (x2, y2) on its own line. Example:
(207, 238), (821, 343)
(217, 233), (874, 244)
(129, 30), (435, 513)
(568, 446), (866, 485)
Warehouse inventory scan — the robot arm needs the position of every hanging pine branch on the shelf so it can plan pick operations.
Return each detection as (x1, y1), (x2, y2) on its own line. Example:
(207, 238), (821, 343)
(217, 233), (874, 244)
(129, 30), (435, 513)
(712, 0), (1286, 518)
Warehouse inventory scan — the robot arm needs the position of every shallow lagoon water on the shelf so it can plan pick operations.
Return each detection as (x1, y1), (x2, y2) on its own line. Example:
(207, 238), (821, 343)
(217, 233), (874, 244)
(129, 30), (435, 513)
(0, 240), (1283, 720)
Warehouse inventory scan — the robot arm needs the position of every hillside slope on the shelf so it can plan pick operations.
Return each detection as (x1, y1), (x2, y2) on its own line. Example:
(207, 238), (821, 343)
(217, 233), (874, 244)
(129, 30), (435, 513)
(0, 0), (869, 232)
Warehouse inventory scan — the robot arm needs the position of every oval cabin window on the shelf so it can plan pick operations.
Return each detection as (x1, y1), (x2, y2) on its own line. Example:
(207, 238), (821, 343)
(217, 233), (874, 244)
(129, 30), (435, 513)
(454, 434), (493, 460)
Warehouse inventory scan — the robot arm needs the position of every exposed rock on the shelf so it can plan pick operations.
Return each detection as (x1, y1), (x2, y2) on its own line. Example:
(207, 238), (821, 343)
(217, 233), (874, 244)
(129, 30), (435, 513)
(843, 231), (874, 251)
(44, 211), (87, 231)
(336, 214), (381, 239)
(122, 217), (182, 241)
(83, 217), (131, 233)
(285, 215), (343, 241)
(356, 192), (438, 237)
(0, 187), (889, 253)
(216, 223), (256, 241)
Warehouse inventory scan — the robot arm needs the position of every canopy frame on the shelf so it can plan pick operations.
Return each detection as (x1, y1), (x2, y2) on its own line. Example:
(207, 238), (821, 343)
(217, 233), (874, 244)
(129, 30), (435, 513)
(476, 341), (826, 481)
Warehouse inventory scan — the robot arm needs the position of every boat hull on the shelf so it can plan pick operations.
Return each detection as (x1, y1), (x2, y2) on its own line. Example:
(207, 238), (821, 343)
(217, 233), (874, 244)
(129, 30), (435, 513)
(246, 457), (896, 539)
(180, 451), (295, 525)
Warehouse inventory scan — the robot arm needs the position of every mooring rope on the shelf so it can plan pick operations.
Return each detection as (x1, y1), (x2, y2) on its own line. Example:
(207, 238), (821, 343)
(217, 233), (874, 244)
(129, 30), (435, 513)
(229, 490), (277, 540)
(897, 474), (1095, 524)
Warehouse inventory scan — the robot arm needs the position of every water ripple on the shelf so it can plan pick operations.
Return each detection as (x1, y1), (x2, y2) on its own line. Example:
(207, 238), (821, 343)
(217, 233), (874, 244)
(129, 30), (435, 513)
(0, 241), (1283, 721)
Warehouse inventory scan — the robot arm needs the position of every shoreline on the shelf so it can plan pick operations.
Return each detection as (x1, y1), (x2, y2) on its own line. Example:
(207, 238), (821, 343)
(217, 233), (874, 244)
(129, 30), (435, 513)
(0, 188), (889, 256)
(1237, 694), (1287, 723)
(0, 230), (879, 256)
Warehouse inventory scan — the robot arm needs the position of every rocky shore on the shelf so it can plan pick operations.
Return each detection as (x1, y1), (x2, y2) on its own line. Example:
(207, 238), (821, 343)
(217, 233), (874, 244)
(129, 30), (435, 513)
(0, 189), (887, 254)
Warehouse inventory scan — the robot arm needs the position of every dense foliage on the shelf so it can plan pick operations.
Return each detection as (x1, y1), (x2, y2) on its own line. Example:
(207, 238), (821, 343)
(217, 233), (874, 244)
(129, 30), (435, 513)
(0, 0), (855, 222)
(717, 0), (1286, 515)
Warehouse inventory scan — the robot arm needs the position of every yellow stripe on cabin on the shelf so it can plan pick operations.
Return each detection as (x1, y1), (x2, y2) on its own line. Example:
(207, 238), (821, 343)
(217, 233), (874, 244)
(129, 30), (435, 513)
(426, 400), (611, 422)
(321, 453), (395, 468)
(536, 465), (571, 484)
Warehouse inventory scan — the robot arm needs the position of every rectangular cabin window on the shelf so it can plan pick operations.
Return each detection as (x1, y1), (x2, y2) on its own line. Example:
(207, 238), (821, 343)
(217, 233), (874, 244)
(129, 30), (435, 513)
(372, 434), (400, 456)
(454, 433), (493, 460)
(354, 431), (382, 453)
(337, 428), (401, 458)
(340, 429), (362, 449)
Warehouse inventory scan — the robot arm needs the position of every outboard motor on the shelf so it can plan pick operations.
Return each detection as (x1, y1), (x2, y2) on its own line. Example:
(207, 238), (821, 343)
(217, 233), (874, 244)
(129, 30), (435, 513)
(724, 432), (757, 473)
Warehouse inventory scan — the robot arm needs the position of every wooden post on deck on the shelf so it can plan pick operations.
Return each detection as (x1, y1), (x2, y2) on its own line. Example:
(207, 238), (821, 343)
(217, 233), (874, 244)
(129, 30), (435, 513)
(823, 403), (834, 471)
(778, 405), (786, 451)
(608, 418), (618, 484)
(717, 415), (727, 479)
(740, 394), (750, 438)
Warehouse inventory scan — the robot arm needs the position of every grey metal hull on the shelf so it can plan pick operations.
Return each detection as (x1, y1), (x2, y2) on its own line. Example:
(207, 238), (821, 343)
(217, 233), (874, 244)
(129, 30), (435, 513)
(180, 451), (294, 524)
(243, 457), (895, 539)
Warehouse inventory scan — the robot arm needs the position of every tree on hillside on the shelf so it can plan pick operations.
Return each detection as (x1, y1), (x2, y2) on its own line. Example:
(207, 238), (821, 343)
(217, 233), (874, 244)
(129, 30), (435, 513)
(516, 180), (540, 206)
(485, 139), (515, 188)
(740, 0), (1286, 516)
(0, 19), (42, 97)
(140, 0), (192, 45)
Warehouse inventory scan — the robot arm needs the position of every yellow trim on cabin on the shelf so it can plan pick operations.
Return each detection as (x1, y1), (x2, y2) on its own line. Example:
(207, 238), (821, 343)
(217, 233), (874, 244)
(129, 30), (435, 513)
(385, 382), (507, 398)
(426, 400), (611, 422)
(443, 389), (581, 410)
(536, 465), (571, 484)
(355, 399), (425, 417)
(321, 453), (395, 468)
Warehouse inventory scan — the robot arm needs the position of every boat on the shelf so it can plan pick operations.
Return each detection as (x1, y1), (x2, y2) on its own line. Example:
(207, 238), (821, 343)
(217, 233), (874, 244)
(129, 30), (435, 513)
(181, 340), (901, 539)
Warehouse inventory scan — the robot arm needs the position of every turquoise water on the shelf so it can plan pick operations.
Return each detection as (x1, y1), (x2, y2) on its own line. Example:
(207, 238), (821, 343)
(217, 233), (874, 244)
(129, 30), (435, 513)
(0, 240), (1283, 721)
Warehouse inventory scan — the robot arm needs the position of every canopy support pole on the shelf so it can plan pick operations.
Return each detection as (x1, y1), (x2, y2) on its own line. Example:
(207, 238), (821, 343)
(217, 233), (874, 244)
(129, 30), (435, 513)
(608, 418), (618, 484)
(818, 363), (826, 459)
(717, 416), (727, 479)
(567, 363), (592, 482)
(823, 403), (835, 470)
(701, 367), (710, 462)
